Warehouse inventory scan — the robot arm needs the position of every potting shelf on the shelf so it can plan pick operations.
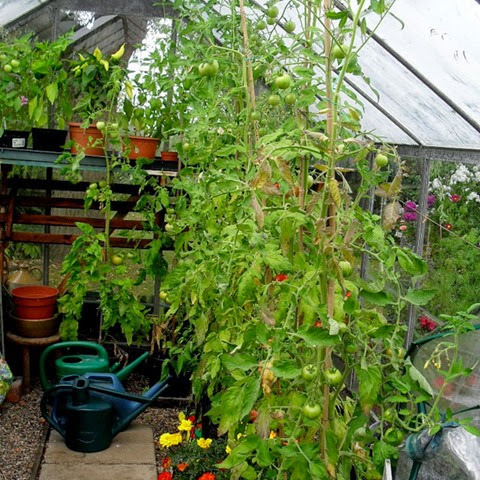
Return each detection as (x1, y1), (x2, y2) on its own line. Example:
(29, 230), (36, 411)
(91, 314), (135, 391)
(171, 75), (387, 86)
(0, 147), (180, 354)
(0, 147), (180, 176)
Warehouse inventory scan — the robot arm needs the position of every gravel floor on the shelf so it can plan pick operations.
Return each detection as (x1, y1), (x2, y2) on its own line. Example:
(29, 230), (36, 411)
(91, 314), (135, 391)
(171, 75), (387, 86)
(0, 376), (185, 480)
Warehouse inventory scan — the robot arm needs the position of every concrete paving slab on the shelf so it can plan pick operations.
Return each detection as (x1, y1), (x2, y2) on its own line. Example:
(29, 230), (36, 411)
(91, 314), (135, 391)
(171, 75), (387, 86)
(39, 463), (157, 480)
(44, 423), (156, 464)
(39, 421), (157, 480)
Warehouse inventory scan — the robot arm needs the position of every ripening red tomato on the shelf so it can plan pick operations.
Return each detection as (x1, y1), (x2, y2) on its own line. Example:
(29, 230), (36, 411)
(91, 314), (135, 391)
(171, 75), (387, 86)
(274, 274), (288, 282)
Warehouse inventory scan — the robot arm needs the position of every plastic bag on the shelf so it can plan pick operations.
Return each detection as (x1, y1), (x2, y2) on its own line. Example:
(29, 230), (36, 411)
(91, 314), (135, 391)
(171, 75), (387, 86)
(0, 355), (13, 405)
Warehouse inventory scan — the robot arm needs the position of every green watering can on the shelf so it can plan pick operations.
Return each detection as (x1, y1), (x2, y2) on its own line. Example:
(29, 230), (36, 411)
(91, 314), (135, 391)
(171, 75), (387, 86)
(40, 341), (149, 391)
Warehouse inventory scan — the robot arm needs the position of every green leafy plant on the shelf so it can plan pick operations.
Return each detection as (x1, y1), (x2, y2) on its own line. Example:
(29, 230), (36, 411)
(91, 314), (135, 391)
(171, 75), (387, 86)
(142, 0), (460, 478)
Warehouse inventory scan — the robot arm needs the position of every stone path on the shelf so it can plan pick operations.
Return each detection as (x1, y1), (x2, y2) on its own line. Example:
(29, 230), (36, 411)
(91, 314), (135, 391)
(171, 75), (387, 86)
(39, 422), (157, 480)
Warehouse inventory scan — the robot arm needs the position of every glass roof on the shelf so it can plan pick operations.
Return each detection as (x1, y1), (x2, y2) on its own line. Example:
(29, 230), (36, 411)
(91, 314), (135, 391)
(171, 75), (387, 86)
(0, 0), (49, 28)
(2, 0), (479, 150)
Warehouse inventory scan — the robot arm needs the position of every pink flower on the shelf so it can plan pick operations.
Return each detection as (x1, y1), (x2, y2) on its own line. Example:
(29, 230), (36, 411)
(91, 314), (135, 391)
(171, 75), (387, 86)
(403, 211), (417, 222)
(399, 225), (407, 231)
(20, 96), (28, 106)
(404, 201), (417, 211)
(419, 316), (438, 332)
(450, 194), (461, 203)
(427, 194), (436, 207)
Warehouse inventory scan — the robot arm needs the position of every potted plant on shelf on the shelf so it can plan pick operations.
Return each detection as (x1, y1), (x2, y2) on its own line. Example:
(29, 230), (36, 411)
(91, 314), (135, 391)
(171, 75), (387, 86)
(0, 33), (33, 148)
(66, 44), (128, 156)
(29, 32), (73, 151)
(121, 99), (161, 160)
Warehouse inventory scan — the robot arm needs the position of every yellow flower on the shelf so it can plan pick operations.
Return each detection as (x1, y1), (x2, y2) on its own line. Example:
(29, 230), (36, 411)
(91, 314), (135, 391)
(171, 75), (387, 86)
(269, 431), (277, 439)
(225, 445), (232, 454)
(159, 433), (183, 448)
(178, 419), (194, 432)
(197, 437), (213, 449)
(236, 433), (243, 440)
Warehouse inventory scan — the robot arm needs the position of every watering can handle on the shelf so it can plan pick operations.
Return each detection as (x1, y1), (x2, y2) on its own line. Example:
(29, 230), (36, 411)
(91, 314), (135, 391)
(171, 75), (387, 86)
(39, 341), (110, 391)
(40, 386), (71, 438)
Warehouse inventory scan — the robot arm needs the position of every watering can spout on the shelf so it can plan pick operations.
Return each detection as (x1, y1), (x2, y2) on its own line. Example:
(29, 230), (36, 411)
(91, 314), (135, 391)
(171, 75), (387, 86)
(115, 352), (150, 381)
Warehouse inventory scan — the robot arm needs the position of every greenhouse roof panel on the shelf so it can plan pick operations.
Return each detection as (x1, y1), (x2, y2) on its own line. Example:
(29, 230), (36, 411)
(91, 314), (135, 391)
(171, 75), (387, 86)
(0, 0), (50, 27)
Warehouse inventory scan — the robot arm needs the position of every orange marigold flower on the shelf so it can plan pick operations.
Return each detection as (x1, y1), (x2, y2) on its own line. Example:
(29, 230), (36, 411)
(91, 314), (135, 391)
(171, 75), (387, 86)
(161, 457), (172, 469)
(158, 472), (173, 480)
(177, 463), (188, 472)
(198, 473), (215, 480)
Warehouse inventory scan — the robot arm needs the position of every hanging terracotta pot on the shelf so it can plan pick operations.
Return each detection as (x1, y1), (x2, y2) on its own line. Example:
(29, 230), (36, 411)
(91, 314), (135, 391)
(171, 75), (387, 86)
(68, 122), (104, 156)
(125, 135), (159, 160)
(11, 285), (59, 320)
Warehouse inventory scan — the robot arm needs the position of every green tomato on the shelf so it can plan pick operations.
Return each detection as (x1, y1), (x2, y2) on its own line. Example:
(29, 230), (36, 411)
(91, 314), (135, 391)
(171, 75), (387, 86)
(111, 254), (124, 266)
(302, 403), (321, 419)
(198, 62), (214, 77)
(301, 364), (318, 381)
(89, 182), (98, 190)
(375, 153), (389, 168)
(96, 121), (105, 130)
(274, 74), (291, 89)
(266, 16), (276, 25)
(110, 123), (119, 130)
(383, 408), (396, 423)
(257, 20), (267, 30)
(266, 5), (279, 17)
(182, 142), (191, 151)
(324, 368), (343, 387)
(10, 59), (19, 68)
(284, 21), (296, 33)
(210, 59), (219, 74)
(332, 44), (347, 60)
(251, 111), (261, 121)
(345, 343), (358, 354)
(306, 175), (314, 188)
(3, 64), (12, 73)
(384, 428), (404, 446)
(99, 180), (107, 188)
(268, 94), (281, 106)
(166, 208), (175, 214)
(159, 291), (168, 300)
(285, 93), (296, 105)
(165, 223), (175, 233)
(339, 260), (353, 277)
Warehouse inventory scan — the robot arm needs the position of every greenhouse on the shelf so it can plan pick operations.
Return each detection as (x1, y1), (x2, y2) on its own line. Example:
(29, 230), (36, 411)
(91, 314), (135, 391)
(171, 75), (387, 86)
(1, 1), (480, 479)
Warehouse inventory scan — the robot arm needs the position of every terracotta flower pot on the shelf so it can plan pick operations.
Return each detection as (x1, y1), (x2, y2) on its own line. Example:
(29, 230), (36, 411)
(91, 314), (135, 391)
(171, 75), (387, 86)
(11, 285), (59, 320)
(68, 122), (104, 156)
(161, 151), (178, 161)
(125, 135), (159, 160)
(11, 313), (60, 338)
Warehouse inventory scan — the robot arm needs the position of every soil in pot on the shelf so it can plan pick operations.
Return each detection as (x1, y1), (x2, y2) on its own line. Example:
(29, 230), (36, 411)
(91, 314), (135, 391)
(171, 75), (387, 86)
(68, 122), (104, 156)
(11, 285), (59, 320)
(0, 130), (30, 149)
(125, 135), (159, 160)
(32, 128), (68, 152)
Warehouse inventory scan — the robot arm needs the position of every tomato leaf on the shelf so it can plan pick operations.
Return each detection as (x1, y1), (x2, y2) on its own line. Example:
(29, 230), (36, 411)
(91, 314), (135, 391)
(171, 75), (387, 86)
(296, 326), (340, 347)
(408, 365), (434, 396)
(360, 290), (394, 306)
(356, 365), (382, 409)
(403, 288), (436, 306)
(221, 353), (258, 371)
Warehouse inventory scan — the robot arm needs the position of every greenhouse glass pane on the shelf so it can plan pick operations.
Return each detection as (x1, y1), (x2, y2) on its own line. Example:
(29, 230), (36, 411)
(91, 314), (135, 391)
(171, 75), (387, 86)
(0, 0), (49, 27)
(362, 0), (480, 146)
